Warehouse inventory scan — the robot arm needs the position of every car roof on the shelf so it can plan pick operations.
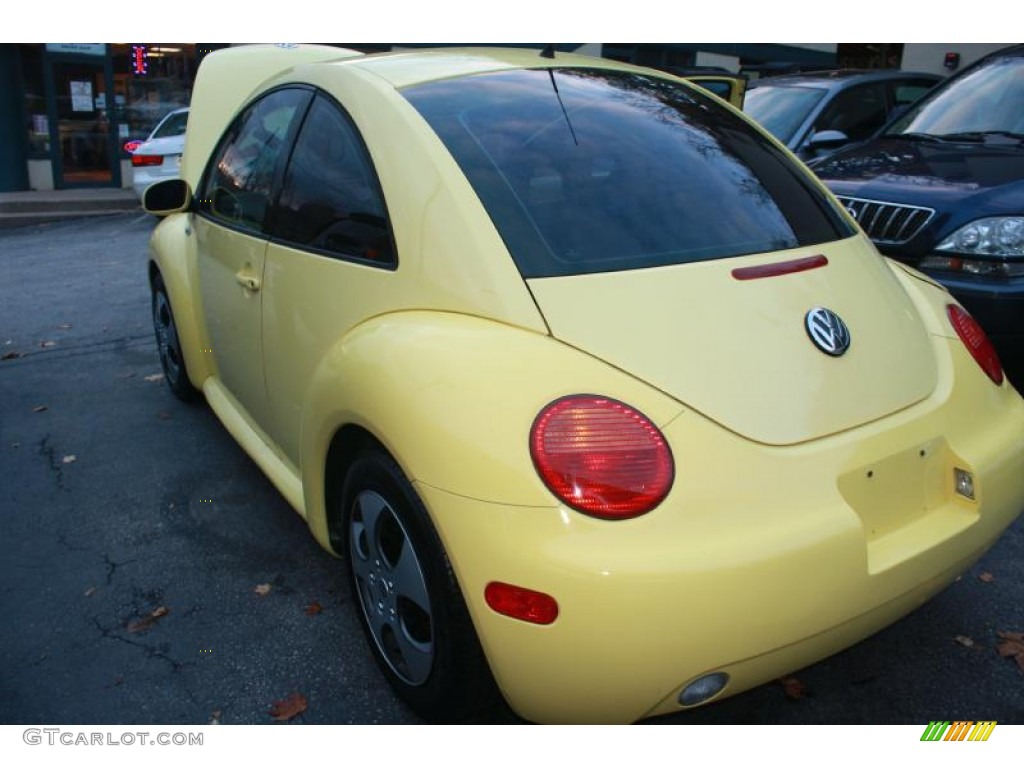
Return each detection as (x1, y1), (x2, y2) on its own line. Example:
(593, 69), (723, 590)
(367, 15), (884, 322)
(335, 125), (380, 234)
(180, 45), (680, 188)
(749, 69), (940, 91)
(343, 47), (651, 89)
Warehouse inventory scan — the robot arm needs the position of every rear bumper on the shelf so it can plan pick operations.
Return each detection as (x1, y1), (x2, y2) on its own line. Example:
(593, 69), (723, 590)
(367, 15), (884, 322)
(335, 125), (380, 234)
(422, 345), (1024, 724)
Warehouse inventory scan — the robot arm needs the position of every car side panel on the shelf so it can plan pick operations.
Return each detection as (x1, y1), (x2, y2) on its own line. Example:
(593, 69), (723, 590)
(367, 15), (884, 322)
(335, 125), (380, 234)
(148, 214), (216, 390)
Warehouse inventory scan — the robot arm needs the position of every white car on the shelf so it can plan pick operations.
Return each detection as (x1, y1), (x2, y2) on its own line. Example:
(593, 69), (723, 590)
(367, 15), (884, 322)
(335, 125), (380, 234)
(131, 107), (188, 199)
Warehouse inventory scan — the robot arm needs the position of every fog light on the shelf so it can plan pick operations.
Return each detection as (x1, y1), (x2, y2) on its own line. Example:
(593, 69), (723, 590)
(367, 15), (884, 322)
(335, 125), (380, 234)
(679, 672), (729, 707)
(954, 468), (975, 500)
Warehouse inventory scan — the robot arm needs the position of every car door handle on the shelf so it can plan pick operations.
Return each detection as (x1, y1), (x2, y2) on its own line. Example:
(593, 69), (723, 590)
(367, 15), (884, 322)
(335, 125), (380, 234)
(235, 270), (261, 292)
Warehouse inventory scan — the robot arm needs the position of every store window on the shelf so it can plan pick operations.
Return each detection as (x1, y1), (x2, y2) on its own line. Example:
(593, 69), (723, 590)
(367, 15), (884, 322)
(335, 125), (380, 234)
(20, 45), (49, 156)
(109, 44), (220, 152)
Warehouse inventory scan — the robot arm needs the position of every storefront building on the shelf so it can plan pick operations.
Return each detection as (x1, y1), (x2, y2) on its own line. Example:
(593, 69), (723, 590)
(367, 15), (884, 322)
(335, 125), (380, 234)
(0, 44), (228, 192)
(14, 42), (969, 194)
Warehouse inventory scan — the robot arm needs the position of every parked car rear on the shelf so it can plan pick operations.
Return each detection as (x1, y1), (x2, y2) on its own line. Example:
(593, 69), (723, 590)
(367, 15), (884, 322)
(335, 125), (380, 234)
(131, 107), (189, 199)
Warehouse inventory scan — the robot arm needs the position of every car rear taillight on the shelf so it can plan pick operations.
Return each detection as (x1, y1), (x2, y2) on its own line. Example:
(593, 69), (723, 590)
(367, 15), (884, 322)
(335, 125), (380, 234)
(530, 395), (674, 519)
(132, 154), (163, 167)
(947, 304), (1003, 385)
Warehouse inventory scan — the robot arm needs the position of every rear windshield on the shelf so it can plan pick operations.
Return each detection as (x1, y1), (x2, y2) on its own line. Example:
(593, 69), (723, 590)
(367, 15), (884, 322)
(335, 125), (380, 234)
(404, 68), (852, 278)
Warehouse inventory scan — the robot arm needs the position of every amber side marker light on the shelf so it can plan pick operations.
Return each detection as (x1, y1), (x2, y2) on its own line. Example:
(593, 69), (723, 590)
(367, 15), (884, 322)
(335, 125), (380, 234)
(530, 395), (674, 519)
(947, 304), (1003, 385)
(485, 582), (559, 625)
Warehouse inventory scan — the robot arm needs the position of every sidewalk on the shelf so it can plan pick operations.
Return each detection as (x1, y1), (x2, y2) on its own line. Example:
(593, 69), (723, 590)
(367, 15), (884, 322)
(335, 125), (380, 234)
(0, 188), (141, 229)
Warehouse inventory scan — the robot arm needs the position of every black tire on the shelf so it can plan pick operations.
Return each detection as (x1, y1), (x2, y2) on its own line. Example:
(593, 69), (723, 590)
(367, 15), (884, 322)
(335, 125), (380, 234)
(340, 450), (505, 723)
(151, 274), (200, 403)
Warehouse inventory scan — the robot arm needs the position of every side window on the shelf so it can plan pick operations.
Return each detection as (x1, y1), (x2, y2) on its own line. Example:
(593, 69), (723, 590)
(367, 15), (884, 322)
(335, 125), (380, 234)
(814, 83), (888, 142)
(199, 89), (310, 234)
(273, 94), (395, 265)
(891, 80), (936, 110)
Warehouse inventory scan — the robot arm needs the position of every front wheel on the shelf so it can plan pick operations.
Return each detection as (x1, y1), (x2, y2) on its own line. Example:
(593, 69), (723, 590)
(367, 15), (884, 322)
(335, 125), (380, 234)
(151, 274), (199, 402)
(340, 451), (504, 722)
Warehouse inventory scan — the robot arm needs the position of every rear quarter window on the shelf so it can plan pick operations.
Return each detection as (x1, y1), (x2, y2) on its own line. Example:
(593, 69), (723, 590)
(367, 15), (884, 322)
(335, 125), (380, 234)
(405, 68), (853, 278)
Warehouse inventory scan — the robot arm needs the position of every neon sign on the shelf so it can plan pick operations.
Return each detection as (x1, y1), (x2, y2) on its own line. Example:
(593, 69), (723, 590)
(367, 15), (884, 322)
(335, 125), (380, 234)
(132, 45), (148, 75)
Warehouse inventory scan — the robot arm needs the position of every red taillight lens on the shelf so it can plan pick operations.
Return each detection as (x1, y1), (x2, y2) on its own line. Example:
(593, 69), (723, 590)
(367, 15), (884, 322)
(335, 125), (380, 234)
(132, 154), (163, 167)
(530, 395), (674, 519)
(947, 304), (1003, 385)
(485, 582), (559, 625)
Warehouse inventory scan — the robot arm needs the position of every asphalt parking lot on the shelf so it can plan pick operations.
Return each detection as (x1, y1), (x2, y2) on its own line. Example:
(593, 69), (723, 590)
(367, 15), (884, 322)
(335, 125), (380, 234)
(1, 213), (1022, 725)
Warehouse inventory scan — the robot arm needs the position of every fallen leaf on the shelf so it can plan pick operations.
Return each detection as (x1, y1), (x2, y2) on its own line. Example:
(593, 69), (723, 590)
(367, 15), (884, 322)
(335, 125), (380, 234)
(1, 351), (22, 360)
(83, 586), (96, 598)
(779, 676), (809, 700)
(954, 635), (977, 649)
(144, 373), (164, 382)
(126, 605), (169, 634)
(978, 572), (995, 583)
(32, 405), (48, 413)
(268, 692), (307, 721)
(118, 372), (137, 380)
(40, 340), (56, 349)
(254, 583), (272, 596)
(210, 710), (222, 725)
(157, 411), (172, 421)
(304, 601), (322, 616)
(57, 323), (72, 330)
(996, 631), (1024, 672)
(62, 455), (77, 464)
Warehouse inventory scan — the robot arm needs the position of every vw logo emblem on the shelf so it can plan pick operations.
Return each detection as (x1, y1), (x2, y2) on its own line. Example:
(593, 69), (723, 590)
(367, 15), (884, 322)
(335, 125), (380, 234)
(805, 307), (851, 357)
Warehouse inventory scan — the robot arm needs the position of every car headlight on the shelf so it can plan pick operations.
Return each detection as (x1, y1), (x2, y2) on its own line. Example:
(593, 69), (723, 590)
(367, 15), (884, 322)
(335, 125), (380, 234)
(935, 216), (1024, 257)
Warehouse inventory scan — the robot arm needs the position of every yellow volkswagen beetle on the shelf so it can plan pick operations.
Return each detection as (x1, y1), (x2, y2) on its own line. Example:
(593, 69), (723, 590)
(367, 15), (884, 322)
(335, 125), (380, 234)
(144, 44), (1024, 724)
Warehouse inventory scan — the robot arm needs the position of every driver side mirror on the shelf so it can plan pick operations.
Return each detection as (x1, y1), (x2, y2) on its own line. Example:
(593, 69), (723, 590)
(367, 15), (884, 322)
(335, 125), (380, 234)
(806, 129), (850, 150)
(143, 179), (192, 217)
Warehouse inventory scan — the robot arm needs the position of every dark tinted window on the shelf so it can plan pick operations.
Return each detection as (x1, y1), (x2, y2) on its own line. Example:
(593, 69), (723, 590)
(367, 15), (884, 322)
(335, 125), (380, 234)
(199, 89), (309, 234)
(273, 95), (395, 264)
(405, 69), (852, 278)
(813, 83), (888, 142)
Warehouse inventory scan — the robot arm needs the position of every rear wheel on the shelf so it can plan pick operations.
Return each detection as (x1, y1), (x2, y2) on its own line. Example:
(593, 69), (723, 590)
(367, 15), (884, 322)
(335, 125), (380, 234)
(340, 450), (504, 722)
(151, 274), (199, 402)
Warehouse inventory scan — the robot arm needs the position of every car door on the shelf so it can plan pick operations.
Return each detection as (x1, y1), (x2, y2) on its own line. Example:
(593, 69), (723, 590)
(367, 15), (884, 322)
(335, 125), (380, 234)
(193, 88), (312, 427)
(261, 93), (398, 466)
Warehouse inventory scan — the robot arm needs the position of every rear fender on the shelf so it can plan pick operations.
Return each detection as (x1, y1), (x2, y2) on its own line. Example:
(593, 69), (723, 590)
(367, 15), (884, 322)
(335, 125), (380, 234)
(298, 311), (684, 552)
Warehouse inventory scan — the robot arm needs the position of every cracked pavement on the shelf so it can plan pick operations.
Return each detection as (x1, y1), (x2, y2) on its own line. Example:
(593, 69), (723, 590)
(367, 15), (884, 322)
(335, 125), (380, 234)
(0, 214), (416, 725)
(1, 213), (1022, 725)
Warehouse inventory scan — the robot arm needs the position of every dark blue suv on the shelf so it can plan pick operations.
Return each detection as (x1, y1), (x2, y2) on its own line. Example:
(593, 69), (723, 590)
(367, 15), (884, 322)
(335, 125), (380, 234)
(813, 45), (1024, 386)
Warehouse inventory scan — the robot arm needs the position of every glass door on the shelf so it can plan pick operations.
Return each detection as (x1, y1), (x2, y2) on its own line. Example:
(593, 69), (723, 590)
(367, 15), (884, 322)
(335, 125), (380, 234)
(50, 59), (117, 187)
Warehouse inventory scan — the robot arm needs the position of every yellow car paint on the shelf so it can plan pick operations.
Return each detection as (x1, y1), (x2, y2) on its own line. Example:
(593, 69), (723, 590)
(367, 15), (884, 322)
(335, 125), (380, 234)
(144, 44), (1024, 724)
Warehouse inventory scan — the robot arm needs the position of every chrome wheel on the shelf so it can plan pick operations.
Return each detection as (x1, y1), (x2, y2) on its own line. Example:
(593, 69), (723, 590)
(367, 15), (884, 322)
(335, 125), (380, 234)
(153, 289), (183, 384)
(349, 489), (433, 686)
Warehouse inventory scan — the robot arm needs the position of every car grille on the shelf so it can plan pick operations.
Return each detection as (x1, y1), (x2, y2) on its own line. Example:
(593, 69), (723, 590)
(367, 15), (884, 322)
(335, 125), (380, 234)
(835, 196), (935, 245)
